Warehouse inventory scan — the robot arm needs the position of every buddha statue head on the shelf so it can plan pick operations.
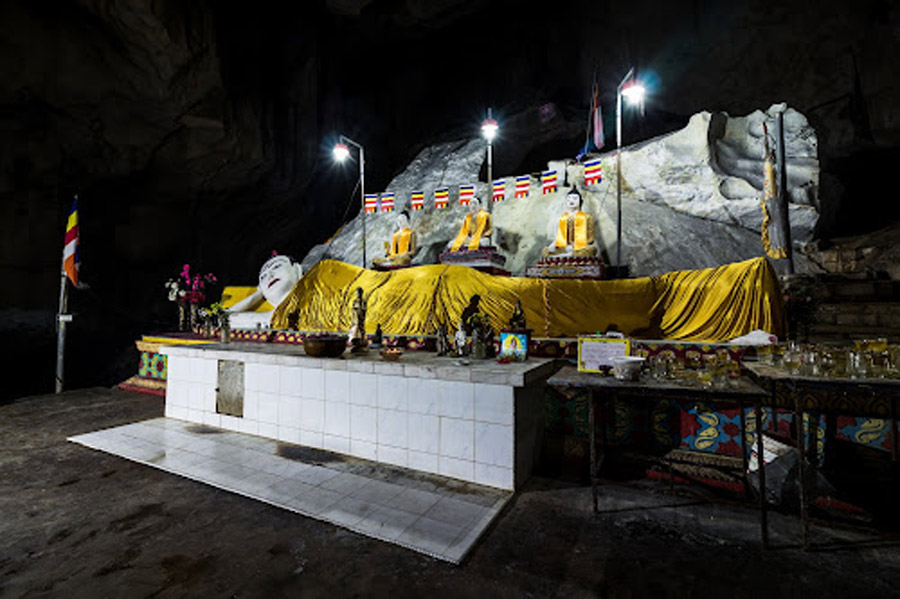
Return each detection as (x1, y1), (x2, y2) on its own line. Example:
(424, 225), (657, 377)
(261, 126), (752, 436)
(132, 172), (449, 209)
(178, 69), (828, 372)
(565, 188), (583, 211)
(469, 196), (482, 215)
(396, 210), (410, 230)
(258, 253), (303, 307)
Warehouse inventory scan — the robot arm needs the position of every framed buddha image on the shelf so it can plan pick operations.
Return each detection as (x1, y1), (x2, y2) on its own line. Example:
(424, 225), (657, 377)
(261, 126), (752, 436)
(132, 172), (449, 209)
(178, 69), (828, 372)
(577, 336), (630, 373)
(499, 331), (528, 361)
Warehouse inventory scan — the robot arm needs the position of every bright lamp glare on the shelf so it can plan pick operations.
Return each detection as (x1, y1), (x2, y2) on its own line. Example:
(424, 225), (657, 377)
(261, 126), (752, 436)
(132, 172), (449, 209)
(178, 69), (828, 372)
(333, 143), (350, 162)
(481, 118), (498, 141)
(621, 83), (646, 105)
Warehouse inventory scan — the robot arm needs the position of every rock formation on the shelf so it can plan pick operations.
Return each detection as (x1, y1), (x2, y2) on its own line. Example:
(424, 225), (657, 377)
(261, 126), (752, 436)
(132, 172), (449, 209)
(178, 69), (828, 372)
(303, 105), (820, 276)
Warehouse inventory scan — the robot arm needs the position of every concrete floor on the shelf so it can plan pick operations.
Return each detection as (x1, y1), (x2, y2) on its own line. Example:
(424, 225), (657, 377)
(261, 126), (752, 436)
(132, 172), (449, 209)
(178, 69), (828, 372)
(3, 388), (900, 598)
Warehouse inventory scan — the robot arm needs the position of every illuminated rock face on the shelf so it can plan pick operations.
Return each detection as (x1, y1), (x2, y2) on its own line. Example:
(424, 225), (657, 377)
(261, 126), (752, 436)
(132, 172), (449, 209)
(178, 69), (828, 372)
(303, 105), (821, 276)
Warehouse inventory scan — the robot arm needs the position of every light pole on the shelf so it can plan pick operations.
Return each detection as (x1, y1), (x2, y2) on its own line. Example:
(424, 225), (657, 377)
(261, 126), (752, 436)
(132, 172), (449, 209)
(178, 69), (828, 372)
(481, 109), (498, 246)
(333, 136), (366, 267)
(615, 68), (646, 276)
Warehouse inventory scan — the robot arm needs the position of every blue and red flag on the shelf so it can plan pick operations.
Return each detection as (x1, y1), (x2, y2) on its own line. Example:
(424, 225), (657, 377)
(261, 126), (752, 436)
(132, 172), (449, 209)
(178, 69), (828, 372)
(584, 158), (603, 185)
(541, 170), (558, 194)
(410, 191), (424, 211)
(458, 184), (475, 206)
(492, 179), (506, 203)
(515, 176), (530, 198)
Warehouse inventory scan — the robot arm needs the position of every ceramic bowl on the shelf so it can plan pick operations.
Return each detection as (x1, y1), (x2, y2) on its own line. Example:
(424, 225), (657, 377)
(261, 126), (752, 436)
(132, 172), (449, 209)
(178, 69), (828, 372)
(611, 356), (645, 381)
(303, 335), (348, 358)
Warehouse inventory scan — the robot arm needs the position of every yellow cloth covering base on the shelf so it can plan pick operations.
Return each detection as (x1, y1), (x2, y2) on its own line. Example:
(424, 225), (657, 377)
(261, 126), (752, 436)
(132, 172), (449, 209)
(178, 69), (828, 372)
(270, 257), (783, 343)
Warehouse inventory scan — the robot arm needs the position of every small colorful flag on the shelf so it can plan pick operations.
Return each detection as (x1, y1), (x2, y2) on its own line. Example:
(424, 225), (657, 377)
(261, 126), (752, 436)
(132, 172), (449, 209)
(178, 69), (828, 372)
(434, 187), (449, 209)
(584, 158), (603, 185)
(492, 179), (506, 202)
(380, 192), (394, 212)
(410, 191), (425, 211)
(458, 184), (475, 206)
(364, 193), (378, 214)
(515, 176), (530, 198)
(63, 197), (80, 287)
(541, 170), (558, 194)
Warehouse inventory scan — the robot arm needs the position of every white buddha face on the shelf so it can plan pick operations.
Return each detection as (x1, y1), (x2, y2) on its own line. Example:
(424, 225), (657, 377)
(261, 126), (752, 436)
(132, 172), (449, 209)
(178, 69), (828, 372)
(396, 213), (410, 229)
(565, 191), (581, 211)
(258, 255), (301, 306)
(469, 198), (482, 214)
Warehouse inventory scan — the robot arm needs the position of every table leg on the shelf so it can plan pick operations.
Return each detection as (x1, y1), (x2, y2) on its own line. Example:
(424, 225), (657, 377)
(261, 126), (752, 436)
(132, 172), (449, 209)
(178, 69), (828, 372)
(794, 385), (809, 548)
(755, 398), (768, 548)
(589, 388), (598, 514)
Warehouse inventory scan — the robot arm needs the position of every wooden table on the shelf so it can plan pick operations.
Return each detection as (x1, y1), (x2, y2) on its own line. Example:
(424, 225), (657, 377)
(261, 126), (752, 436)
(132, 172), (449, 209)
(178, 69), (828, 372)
(744, 362), (900, 547)
(546, 366), (771, 545)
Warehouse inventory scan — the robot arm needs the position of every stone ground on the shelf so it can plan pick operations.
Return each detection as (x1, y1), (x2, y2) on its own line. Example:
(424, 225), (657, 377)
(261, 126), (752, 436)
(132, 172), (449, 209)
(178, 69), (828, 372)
(3, 389), (900, 598)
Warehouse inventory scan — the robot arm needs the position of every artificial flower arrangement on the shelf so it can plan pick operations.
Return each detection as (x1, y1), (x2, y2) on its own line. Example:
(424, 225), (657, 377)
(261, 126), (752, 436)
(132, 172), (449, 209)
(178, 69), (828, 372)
(165, 264), (217, 332)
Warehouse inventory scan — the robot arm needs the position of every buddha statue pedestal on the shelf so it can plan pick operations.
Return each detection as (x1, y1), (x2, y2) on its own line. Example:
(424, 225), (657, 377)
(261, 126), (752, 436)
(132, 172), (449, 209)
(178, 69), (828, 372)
(439, 247), (509, 275)
(525, 256), (604, 280)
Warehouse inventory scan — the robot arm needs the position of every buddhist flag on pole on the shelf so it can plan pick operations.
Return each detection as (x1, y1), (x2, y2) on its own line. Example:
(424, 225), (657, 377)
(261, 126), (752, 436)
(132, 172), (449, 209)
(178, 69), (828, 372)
(584, 158), (603, 185)
(434, 188), (449, 209)
(63, 198), (80, 287)
(410, 191), (424, 211)
(364, 193), (378, 214)
(458, 184), (475, 207)
(380, 192), (394, 212)
(591, 81), (605, 150)
(492, 179), (506, 203)
(541, 170), (558, 194)
(515, 176), (530, 198)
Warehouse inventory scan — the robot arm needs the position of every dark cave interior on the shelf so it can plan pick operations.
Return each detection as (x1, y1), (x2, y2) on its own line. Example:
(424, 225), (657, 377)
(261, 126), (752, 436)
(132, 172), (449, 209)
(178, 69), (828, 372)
(1, 0), (898, 397)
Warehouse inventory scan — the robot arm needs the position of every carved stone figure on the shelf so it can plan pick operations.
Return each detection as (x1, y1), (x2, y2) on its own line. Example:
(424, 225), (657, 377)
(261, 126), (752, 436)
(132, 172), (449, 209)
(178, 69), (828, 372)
(373, 210), (417, 267)
(448, 197), (492, 252)
(541, 188), (598, 258)
(454, 321), (468, 357)
(352, 286), (367, 347)
(436, 323), (450, 356)
(509, 299), (527, 330)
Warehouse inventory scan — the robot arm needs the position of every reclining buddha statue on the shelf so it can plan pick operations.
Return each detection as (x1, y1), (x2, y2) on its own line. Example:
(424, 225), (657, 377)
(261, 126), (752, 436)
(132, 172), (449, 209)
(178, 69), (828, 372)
(225, 253), (303, 329)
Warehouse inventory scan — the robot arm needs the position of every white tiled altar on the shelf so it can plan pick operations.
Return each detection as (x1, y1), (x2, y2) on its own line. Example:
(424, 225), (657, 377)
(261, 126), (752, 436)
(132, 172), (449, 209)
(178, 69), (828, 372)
(161, 343), (554, 490)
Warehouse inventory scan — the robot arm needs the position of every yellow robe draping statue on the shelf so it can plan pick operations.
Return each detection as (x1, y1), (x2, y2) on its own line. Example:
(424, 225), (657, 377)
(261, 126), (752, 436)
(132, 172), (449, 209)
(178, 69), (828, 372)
(450, 209), (492, 251)
(271, 256), (784, 342)
(373, 227), (416, 267)
(542, 211), (598, 257)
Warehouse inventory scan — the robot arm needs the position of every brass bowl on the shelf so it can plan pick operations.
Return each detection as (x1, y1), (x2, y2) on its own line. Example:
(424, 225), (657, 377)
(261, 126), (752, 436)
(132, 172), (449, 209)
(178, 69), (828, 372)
(303, 335), (348, 358)
(380, 347), (403, 361)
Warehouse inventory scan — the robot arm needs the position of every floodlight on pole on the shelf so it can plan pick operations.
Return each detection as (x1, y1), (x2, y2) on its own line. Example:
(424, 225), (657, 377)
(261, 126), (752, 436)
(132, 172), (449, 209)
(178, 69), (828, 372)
(481, 109), (498, 246)
(614, 67), (645, 276)
(332, 136), (366, 267)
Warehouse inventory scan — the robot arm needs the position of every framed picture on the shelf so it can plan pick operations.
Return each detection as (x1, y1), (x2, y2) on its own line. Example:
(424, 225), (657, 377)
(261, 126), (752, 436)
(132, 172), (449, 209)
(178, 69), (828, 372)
(499, 330), (529, 361)
(577, 336), (630, 373)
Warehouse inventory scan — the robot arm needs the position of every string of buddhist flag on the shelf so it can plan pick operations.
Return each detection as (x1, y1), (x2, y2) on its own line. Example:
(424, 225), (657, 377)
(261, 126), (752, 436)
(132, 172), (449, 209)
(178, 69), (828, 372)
(364, 159), (603, 213)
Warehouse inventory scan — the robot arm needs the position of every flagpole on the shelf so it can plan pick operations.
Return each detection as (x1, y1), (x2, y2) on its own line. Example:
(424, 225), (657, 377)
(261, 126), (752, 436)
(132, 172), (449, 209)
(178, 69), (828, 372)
(55, 260), (69, 393)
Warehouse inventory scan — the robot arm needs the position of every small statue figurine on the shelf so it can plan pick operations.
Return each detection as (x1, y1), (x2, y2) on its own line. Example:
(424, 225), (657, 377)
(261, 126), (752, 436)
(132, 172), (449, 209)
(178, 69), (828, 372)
(373, 210), (417, 267)
(454, 321), (468, 357)
(447, 197), (492, 252)
(509, 299), (527, 330)
(351, 286), (368, 353)
(461, 294), (483, 335)
(436, 323), (450, 356)
(371, 323), (383, 348)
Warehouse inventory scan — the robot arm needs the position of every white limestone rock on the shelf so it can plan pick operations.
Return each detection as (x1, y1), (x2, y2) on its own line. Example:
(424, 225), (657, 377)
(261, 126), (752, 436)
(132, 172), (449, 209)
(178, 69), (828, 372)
(303, 105), (821, 277)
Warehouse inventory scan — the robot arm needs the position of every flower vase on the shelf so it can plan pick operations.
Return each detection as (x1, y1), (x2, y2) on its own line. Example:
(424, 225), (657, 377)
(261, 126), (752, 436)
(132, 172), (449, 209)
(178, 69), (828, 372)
(189, 303), (199, 332)
(178, 303), (188, 331)
(220, 320), (231, 343)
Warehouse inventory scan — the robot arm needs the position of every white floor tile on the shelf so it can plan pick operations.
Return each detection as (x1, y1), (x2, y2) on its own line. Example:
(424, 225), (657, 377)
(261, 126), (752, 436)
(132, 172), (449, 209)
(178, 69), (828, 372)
(68, 417), (510, 564)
